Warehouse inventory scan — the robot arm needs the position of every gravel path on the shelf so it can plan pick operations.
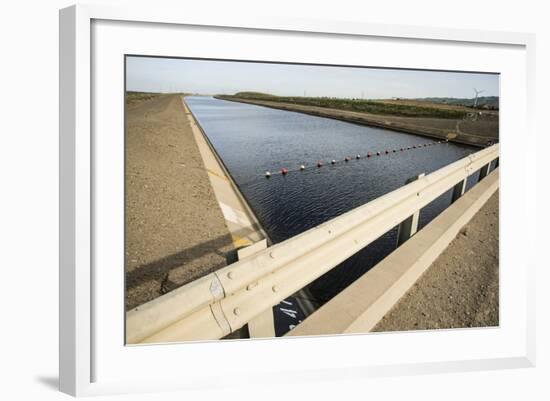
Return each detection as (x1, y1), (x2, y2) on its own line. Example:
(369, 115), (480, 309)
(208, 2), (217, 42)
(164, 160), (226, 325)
(373, 191), (499, 331)
(125, 95), (234, 310)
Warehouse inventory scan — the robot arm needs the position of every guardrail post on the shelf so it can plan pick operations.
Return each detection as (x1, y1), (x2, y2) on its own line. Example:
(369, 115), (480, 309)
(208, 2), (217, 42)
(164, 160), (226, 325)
(237, 240), (276, 338)
(247, 307), (276, 338)
(396, 173), (425, 247)
(451, 178), (467, 203)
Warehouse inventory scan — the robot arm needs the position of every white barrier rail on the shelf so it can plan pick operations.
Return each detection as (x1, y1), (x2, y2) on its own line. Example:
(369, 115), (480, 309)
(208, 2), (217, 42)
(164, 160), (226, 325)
(126, 144), (499, 344)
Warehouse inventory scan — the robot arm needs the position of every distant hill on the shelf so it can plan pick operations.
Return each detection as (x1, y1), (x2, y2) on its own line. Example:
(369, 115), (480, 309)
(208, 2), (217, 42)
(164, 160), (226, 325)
(233, 91), (278, 99)
(414, 96), (499, 110)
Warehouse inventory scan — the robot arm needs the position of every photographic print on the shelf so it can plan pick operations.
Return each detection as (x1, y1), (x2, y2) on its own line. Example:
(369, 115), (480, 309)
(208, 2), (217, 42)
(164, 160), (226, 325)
(124, 56), (499, 344)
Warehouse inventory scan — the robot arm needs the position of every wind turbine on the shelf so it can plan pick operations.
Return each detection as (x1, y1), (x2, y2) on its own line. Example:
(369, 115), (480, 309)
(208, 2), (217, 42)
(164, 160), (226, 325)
(473, 88), (484, 108)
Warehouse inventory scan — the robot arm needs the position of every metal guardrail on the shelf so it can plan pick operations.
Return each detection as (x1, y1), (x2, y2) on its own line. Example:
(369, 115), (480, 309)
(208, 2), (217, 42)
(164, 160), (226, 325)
(287, 168), (499, 337)
(126, 144), (499, 344)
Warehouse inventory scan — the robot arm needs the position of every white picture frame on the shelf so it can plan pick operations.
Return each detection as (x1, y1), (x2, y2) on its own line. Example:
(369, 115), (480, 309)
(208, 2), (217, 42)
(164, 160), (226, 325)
(59, 4), (536, 397)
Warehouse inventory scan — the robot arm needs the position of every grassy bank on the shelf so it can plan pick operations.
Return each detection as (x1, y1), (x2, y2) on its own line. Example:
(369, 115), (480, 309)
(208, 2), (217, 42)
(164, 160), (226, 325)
(125, 91), (191, 107)
(125, 91), (162, 106)
(221, 92), (469, 119)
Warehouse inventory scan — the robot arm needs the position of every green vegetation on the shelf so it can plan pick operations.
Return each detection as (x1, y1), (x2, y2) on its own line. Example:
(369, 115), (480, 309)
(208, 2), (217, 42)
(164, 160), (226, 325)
(125, 91), (161, 105)
(223, 92), (469, 119)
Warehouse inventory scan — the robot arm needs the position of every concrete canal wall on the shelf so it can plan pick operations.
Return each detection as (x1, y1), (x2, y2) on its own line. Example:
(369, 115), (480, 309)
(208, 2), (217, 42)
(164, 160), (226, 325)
(182, 97), (268, 251)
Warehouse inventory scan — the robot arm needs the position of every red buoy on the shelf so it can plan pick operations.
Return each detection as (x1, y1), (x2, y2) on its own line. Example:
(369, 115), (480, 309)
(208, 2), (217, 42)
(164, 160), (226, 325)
(281, 168), (288, 175)
(367, 153), (371, 158)
(317, 161), (323, 167)
(400, 148), (403, 151)
(344, 156), (350, 162)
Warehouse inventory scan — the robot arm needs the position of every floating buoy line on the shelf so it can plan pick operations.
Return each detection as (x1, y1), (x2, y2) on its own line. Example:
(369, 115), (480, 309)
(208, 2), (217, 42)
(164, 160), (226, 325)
(264, 139), (449, 178)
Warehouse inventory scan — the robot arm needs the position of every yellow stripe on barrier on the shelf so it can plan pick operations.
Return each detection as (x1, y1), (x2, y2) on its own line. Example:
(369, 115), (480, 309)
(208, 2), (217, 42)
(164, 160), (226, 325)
(232, 234), (252, 249)
(206, 168), (229, 181)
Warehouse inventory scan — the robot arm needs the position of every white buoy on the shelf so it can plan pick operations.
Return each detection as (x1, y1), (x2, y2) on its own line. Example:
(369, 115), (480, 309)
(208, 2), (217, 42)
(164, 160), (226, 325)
(356, 154), (361, 159)
(265, 171), (271, 178)
(331, 159), (336, 164)
(300, 165), (305, 170)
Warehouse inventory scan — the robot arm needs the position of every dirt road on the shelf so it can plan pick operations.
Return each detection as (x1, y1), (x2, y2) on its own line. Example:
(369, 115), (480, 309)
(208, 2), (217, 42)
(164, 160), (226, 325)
(125, 95), (234, 310)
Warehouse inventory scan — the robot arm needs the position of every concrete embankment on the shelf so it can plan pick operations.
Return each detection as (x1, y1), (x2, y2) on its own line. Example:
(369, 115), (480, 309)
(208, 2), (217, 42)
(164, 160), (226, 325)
(125, 95), (235, 310)
(374, 191), (499, 331)
(181, 97), (268, 250)
(216, 96), (497, 148)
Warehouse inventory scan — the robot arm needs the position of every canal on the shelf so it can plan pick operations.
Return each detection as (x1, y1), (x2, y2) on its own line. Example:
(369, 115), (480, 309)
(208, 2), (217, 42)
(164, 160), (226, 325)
(186, 96), (480, 334)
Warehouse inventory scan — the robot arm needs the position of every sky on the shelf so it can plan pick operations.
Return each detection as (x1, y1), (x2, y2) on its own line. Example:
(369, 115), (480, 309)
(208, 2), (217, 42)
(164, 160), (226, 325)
(126, 56), (499, 99)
